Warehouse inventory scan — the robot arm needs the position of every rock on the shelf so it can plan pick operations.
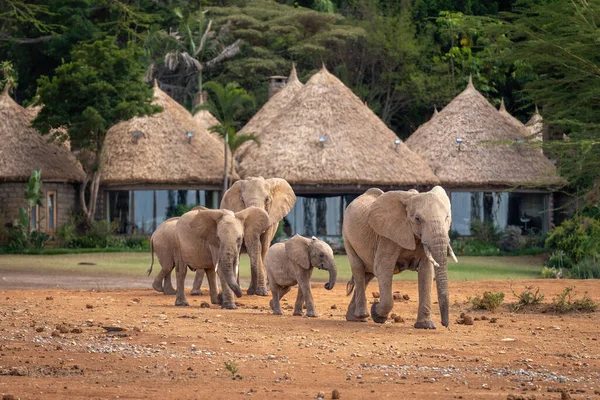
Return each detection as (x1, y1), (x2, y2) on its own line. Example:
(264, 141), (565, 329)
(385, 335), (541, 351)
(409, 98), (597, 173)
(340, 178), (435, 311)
(35, 327), (44, 332)
(57, 325), (70, 334)
(71, 328), (83, 334)
(317, 391), (325, 399)
(45, 296), (53, 301)
(226, 339), (234, 344)
(132, 298), (141, 303)
(481, 315), (488, 320)
(463, 315), (474, 325)
(331, 304), (337, 310)
(372, 291), (380, 299)
(403, 294), (410, 301)
(2, 394), (20, 400)
(200, 302), (211, 308)
(561, 391), (572, 400)
(489, 318), (498, 323)
(393, 293), (402, 302)
(332, 389), (340, 399)
(393, 316), (404, 323)
(86, 304), (94, 309)
(102, 326), (126, 332)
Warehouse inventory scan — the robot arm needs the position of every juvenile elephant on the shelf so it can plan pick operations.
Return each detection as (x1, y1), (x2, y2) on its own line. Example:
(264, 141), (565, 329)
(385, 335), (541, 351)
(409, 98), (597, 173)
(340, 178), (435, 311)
(265, 235), (337, 317)
(147, 215), (206, 297)
(175, 206), (269, 308)
(343, 187), (457, 328)
(194, 177), (296, 296)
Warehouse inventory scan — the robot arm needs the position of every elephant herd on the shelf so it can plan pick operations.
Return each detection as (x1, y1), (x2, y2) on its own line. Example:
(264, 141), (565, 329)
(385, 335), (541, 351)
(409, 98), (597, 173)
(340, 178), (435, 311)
(147, 177), (456, 329)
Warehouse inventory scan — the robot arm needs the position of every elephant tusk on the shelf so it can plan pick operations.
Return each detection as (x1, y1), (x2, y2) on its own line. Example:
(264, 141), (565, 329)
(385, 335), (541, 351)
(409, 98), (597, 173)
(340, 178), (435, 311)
(214, 262), (219, 274)
(235, 260), (239, 277)
(423, 246), (440, 268)
(448, 244), (458, 263)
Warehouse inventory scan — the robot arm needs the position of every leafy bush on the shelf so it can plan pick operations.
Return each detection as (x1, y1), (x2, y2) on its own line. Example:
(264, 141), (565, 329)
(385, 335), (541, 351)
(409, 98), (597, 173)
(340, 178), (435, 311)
(451, 238), (500, 256)
(548, 287), (598, 313)
(511, 285), (545, 311)
(545, 216), (600, 264)
(499, 225), (525, 252)
(546, 250), (572, 269)
(67, 220), (118, 248)
(470, 220), (501, 245)
(570, 258), (600, 279)
(541, 266), (562, 279)
(469, 291), (505, 311)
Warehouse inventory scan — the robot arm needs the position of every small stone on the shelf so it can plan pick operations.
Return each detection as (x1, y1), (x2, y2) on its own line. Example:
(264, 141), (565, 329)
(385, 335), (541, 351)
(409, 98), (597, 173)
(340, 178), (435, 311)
(35, 327), (44, 332)
(71, 327), (83, 334)
(332, 389), (340, 399)
(372, 292), (380, 299)
(393, 293), (402, 301)
(561, 391), (572, 400)
(86, 304), (94, 309)
(200, 302), (210, 308)
(317, 391), (325, 399)
(331, 304), (337, 310)
(57, 325), (70, 334)
(463, 315), (474, 325)
(489, 318), (498, 323)
(2, 394), (19, 400)
(402, 294), (410, 301)
(481, 315), (488, 320)
(393, 316), (404, 323)
(45, 296), (53, 301)
(226, 339), (234, 344)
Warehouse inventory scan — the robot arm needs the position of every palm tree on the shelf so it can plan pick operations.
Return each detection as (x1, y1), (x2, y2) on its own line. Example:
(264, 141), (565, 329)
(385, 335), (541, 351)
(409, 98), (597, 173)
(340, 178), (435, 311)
(144, 8), (241, 106)
(195, 81), (258, 192)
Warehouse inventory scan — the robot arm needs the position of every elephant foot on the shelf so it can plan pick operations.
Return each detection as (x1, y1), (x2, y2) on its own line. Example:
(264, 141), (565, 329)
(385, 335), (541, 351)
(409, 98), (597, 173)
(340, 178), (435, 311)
(190, 289), (203, 296)
(175, 298), (189, 307)
(370, 302), (388, 324)
(221, 302), (237, 310)
(163, 287), (176, 295)
(272, 309), (283, 315)
(210, 296), (219, 305)
(414, 319), (437, 329)
(254, 287), (269, 296)
(217, 292), (223, 305)
(152, 282), (164, 293)
(247, 286), (256, 295)
(292, 310), (303, 316)
(306, 311), (318, 318)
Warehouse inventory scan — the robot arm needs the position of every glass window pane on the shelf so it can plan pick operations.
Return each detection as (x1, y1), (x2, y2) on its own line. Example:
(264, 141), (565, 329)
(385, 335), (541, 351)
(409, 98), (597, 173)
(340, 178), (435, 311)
(450, 192), (471, 235)
(133, 191), (154, 234)
(107, 191), (130, 234)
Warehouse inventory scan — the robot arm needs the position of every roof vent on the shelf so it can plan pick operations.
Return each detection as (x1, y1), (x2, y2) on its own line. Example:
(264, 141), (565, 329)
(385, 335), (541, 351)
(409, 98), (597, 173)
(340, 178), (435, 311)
(318, 134), (328, 147)
(187, 131), (195, 144)
(394, 138), (401, 152)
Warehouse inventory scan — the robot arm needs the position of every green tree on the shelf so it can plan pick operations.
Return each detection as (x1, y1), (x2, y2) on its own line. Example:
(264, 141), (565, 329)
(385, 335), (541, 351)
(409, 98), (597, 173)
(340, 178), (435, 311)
(32, 37), (161, 227)
(0, 61), (18, 93)
(196, 81), (257, 192)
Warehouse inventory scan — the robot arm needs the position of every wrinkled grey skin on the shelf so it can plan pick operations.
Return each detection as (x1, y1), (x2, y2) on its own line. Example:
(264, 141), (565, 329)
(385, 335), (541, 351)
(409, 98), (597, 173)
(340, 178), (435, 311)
(265, 235), (337, 317)
(193, 177), (296, 296)
(174, 206), (269, 309)
(343, 186), (453, 329)
(147, 217), (208, 297)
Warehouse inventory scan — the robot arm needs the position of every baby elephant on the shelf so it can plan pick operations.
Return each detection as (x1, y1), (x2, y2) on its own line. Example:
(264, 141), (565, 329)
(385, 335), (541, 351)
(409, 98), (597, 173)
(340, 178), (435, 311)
(266, 235), (337, 317)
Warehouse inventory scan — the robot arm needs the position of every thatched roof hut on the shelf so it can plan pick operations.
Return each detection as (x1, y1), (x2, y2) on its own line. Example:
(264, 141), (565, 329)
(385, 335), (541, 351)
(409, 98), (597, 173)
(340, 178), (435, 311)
(101, 82), (234, 187)
(525, 105), (543, 142)
(0, 85), (85, 182)
(498, 98), (527, 132)
(238, 66), (439, 190)
(405, 77), (561, 188)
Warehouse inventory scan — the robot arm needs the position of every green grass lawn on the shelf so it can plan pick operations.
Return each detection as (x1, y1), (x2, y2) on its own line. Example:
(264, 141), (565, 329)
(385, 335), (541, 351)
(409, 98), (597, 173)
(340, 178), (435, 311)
(0, 252), (544, 281)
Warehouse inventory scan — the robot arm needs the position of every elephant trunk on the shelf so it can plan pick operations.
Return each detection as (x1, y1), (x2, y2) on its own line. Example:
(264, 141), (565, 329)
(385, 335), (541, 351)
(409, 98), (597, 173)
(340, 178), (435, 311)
(324, 264), (337, 290)
(429, 239), (450, 328)
(219, 251), (243, 298)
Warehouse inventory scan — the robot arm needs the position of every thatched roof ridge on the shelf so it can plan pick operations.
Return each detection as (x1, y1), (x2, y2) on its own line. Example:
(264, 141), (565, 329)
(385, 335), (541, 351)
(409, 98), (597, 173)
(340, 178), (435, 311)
(0, 88), (85, 182)
(238, 65), (303, 140)
(193, 109), (220, 131)
(525, 105), (543, 142)
(237, 66), (439, 187)
(405, 81), (561, 188)
(498, 98), (527, 132)
(101, 84), (234, 186)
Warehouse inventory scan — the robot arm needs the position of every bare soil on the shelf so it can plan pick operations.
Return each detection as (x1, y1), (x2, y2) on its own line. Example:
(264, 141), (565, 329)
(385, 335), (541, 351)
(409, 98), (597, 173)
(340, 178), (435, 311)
(1, 279), (599, 399)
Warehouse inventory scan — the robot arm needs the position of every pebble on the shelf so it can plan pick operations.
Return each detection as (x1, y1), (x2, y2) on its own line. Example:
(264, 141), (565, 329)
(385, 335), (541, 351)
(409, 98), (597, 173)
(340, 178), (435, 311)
(372, 292), (380, 299)
(331, 305), (337, 310)
(332, 389), (340, 399)
(317, 391), (325, 399)
(86, 304), (94, 309)
(200, 302), (210, 308)
(45, 296), (53, 301)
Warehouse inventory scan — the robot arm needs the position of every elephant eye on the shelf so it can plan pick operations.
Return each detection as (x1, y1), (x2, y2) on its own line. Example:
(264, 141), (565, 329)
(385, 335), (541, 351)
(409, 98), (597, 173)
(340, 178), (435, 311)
(414, 215), (421, 223)
(320, 253), (325, 258)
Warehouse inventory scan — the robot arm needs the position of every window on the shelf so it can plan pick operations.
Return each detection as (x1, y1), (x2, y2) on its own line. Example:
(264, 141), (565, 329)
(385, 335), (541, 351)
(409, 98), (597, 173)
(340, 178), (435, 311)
(30, 204), (40, 230)
(46, 191), (57, 233)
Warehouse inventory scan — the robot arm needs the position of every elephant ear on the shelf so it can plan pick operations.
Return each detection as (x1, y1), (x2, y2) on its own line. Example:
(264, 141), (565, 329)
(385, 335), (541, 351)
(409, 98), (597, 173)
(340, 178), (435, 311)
(430, 186), (450, 210)
(189, 209), (223, 248)
(368, 191), (417, 251)
(235, 206), (270, 241)
(220, 180), (246, 212)
(266, 178), (296, 225)
(285, 235), (311, 269)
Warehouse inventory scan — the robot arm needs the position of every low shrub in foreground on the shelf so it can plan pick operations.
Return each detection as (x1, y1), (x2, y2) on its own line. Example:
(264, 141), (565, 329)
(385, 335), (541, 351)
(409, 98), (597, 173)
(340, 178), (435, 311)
(511, 285), (545, 311)
(469, 291), (505, 311)
(548, 287), (598, 313)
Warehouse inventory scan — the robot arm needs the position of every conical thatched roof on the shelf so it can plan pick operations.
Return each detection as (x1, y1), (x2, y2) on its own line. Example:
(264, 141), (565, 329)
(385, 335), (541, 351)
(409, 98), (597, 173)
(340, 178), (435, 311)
(0, 86), (85, 182)
(101, 83), (234, 186)
(236, 65), (304, 160)
(498, 98), (527, 132)
(237, 67), (439, 188)
(405, 78), (561, 188)
(525, 105), (543, 142)
(193, 109), (220, 131)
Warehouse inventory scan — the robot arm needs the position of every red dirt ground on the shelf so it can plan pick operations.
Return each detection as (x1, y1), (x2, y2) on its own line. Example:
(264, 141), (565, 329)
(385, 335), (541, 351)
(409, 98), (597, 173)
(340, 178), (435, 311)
(0, 279), (599, 399)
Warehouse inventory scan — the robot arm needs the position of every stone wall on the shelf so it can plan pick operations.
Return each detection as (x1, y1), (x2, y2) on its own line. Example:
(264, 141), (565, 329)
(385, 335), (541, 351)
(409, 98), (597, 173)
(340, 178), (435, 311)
(0, 181), (79, 242)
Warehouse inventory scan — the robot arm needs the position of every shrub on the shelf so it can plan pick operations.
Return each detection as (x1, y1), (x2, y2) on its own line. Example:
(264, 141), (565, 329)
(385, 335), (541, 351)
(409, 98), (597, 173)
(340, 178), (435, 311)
(470, 220), (501, 245)
(546, 250), (573, 269)
(511, 285), (545, 311)
(68, 220), (118, 248)
(570, 258), (600, 279)
(548, 286), (598, 313)
(451, 238), (500, 256)
(545, 216), (600, 264)
(469, 291), (505, 311)
(499, 225), (525, 252)
(541, 266), (562, 279)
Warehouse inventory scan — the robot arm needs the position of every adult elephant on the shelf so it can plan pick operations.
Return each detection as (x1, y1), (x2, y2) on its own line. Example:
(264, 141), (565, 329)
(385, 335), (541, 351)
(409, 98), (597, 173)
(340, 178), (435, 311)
(192, 177), (296, 296)
(343, 186), (457, 328)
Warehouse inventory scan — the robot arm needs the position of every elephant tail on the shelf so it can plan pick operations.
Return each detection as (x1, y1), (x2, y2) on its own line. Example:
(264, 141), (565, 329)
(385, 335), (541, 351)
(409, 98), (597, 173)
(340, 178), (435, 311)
(147, 239), (155, 276)
(346, 276), (355, 296)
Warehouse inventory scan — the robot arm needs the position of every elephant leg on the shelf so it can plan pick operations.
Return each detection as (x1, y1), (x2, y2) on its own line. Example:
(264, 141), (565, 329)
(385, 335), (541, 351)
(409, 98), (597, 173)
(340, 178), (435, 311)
(293, 287), (304, 316)
(205, 268), (219, 305)
(345, 240), (369, 320)
(190, 269), (205, 296)
(370, 240), (400, 324)
(270, 284), (285, 315)
(152, 266), (167, 293)
(162, 266), (176, 295)
(414, 258), (436, 329)
(299, 280), (317, 318)
(346, 272), (374, 322)
(255, 225), (277, 296)
(174, 263), (189, 307)
(218, 272), (237, 310)
(245, 236), (262, 295)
